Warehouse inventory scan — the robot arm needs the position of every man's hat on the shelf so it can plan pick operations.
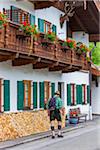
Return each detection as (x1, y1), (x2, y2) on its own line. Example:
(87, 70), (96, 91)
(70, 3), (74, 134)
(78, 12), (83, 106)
(54, 91), (60, 95)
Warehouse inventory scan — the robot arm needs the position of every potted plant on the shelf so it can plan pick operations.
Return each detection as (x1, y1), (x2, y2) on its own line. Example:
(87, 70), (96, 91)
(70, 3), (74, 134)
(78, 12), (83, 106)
(66, 38), (76, 49)
(76, 42), (90, 55)
(17, 21), (39, 38)
(0, 12), (8, 29)
(41, 31), (57, 47)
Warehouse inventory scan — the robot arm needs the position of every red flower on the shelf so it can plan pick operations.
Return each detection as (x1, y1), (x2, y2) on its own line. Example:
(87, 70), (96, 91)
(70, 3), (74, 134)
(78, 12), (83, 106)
(22, 21), (27, 26)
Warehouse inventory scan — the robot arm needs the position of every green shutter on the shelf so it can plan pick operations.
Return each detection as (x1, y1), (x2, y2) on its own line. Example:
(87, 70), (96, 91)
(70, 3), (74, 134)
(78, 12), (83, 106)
(17, 81), (24, 110)
(87, 85), (90, 104)
(11, 6), (19, 23)
(39, 82), (44, 108)
(30, 14), (35, 25)
(76, 85), (79, 104)
(52, 24), (57, 35)
(79, 85), (82, 104)
(67, 84), (71, 106)
(38, 18), (44, 33)
(51, 83), (55, 97)
(4, 80), (10, 111)
(33, 82), (37, 109)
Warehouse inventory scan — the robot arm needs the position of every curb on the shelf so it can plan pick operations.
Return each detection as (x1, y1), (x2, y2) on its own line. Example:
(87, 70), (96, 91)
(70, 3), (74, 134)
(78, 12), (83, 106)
(0, 124), (85, 150)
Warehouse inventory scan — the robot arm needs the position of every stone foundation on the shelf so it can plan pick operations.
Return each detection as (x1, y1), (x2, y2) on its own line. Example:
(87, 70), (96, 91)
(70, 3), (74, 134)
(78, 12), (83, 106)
(0, 110), (65, 141)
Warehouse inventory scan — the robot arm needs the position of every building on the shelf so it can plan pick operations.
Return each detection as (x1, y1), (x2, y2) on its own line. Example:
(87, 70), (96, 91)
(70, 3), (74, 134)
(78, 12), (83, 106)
(0, 0), (99, 141)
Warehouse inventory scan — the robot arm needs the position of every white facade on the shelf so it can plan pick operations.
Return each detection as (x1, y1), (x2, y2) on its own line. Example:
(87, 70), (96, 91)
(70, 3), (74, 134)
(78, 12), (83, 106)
(92, 77), (100, 115)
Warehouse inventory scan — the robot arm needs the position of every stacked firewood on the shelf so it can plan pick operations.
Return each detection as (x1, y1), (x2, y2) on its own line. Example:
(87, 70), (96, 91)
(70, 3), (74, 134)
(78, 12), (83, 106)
(0, 110), (65, 141)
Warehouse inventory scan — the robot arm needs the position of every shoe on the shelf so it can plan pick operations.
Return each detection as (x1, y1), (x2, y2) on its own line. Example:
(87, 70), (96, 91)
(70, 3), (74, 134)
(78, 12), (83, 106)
(58, 135), (63, 138)
(52, 136), (55, 139)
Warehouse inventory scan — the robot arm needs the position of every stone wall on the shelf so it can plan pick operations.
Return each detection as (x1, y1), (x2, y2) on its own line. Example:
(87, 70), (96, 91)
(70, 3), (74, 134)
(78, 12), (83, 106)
(0, 110), (65, 141)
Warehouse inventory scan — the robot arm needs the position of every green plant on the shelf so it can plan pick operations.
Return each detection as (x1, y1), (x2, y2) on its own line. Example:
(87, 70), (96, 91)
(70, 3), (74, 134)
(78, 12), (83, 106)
(76, 42), (90, 55)
(0, 12), (8, 28)
(20, 22), (38, 36)
(66, 38), (76, 49)
(46, 31), (56, 42)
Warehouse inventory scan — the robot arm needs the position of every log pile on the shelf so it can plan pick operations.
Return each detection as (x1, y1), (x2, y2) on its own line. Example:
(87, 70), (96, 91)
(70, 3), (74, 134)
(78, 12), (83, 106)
(0, 110), (65, 141)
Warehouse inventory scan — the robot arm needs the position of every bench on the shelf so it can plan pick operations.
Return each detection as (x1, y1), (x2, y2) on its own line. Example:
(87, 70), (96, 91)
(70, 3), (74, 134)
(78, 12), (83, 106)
(69, 108), (88, 123)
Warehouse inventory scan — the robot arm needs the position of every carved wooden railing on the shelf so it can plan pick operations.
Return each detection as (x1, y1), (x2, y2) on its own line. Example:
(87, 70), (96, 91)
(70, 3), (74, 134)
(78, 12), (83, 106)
(0, 22), (90, 70)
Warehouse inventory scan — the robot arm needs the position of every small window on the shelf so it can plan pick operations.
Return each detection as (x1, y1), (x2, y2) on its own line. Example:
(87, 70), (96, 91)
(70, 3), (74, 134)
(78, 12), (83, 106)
(44, 21), (51, 33)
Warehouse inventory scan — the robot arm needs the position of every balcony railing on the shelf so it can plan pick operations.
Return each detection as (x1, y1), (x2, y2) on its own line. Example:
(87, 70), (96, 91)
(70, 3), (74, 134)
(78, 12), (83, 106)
(0, 22), (90, 70)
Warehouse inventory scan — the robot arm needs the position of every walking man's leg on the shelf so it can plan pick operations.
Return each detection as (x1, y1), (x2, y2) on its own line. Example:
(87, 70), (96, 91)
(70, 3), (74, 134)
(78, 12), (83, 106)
(51, 121), (55, 139)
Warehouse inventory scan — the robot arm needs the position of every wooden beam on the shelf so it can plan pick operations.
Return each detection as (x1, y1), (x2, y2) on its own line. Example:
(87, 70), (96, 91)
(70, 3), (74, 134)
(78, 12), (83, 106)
(74, 14), (88, 33)
(0, 54), (16, 62)
(49, 66), (63, 72)
(33, 62), (50, 69)
(12, 57), (40, 66)
(89, 34), (100, 42)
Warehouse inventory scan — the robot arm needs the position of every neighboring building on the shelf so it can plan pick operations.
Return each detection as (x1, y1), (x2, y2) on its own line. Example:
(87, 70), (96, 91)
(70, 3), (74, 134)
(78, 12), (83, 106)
(0, 0), (99, 141)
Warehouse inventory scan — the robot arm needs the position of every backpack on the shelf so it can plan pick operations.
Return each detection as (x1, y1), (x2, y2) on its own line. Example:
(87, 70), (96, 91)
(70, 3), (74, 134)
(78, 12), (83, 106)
(48, 97), (56, 110)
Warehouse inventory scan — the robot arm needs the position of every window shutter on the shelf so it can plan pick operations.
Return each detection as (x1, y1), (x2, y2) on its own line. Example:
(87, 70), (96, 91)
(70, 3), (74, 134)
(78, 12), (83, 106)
(33, 82), (37, 109)
(52, 24), (57, 35)
(39, 82), (44, 108)
(4, 80), (10, 111)
(11, 6), (19, 23)
(38, 18), (44, 33)
(76, 85), (80, 104)
(51, 83), (55, 97)
(79, 85), (82, 104)
(67, 84), (71, 106)
(17, 81), (24, 110)
(87, 85), (90, 104)
(30, 14), (35, 25)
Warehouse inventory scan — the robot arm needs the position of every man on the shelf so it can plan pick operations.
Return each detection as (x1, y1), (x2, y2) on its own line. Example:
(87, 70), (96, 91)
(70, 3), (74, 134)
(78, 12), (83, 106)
(47, 91), (64, 139)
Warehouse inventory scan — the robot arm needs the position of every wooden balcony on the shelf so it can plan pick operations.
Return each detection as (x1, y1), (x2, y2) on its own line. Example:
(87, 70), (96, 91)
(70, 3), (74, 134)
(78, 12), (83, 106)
(0, 22), (90, 72)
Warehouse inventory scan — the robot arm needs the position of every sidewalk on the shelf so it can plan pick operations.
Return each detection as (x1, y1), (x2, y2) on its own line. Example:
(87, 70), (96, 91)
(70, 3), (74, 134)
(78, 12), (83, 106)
(0, 119), (97, 150)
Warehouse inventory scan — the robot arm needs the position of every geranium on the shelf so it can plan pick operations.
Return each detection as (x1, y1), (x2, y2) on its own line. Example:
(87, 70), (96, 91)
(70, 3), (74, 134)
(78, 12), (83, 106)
(0, 12), (8, 28)
(46, 31), (56, 42)
(76, 42), (90, 54)
(66, 38), (76, 49)
(20, 22), (38, 36)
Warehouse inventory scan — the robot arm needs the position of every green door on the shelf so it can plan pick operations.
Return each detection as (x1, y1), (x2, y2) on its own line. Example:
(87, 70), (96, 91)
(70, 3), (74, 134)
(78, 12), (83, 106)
(17, 81), (24, 110)
(38, 18), (44, 33)
(4, 80), (10, 111)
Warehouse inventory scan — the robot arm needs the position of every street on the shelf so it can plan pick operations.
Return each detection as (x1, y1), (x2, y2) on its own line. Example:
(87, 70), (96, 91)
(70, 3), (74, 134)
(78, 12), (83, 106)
(5, 119), (100, 150)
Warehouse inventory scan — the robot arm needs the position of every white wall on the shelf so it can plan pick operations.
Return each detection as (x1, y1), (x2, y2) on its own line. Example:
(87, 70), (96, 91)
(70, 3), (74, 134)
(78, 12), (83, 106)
(0, 61), (62, 112)
(92, 77), (100, 115)
(62, 71), (89, 85)
(72, 32), (89, 47)
(35, 7), (67, 40)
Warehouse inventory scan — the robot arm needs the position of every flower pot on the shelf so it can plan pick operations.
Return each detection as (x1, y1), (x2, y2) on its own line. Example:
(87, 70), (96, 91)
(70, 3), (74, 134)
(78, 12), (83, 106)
(69, 118), (78, 124)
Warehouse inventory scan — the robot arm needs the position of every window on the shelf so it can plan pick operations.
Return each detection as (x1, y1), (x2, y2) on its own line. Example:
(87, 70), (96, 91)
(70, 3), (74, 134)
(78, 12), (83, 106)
(17, 80), (31, 110)
(44, 21), (51, 33)
(23, 80), (31, 109)
(82, 84), (87, 104)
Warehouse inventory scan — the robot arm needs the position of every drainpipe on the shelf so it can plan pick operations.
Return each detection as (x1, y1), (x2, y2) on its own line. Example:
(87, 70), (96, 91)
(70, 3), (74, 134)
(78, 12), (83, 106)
(89, 42), (96, 120)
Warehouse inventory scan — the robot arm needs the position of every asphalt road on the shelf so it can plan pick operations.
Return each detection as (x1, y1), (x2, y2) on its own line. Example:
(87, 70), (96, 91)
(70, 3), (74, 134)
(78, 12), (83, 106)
(5, 120), (100, 150)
